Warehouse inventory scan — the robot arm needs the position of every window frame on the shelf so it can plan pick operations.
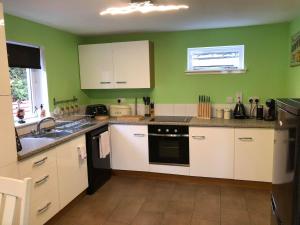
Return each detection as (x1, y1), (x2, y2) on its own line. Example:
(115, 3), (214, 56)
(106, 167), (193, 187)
(186, 45), (246, 75)
(7, 41), (50, 125)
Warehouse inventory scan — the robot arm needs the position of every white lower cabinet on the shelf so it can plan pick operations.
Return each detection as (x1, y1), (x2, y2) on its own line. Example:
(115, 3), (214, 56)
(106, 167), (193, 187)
(234, 128), (274, 182)
(18, 135), (88, 225)
(19, 150), (60, 225)
(111, 125), (149, 171)
(189, 127), (235, 179)
(56, 135), (88, 209)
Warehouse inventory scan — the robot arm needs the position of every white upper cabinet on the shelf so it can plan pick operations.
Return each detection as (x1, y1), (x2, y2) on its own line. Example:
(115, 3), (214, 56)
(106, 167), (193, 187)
(78, 40), (153, 89)
(0, 96), (17, 167)
(111, 124), (149, 172)
(113, 41), (152, 89)
(189, 127), (235, 179)
(234, 128), (274, 182)
(78, 43), (114, 89)
(0, 3), (11, 96)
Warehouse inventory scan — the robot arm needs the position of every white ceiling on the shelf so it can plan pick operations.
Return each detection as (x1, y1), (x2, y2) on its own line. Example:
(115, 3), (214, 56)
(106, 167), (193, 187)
(3, 0), (300, 35)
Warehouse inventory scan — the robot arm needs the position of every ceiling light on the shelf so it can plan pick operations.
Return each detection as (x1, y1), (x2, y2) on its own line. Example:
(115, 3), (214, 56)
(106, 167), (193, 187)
(0, 19), (4, 26)
(100, 1), (189, 16)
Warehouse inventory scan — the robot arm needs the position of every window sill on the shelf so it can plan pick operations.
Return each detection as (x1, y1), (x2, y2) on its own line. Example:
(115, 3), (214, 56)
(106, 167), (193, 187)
(14, 117), (41, 128)
(185, 69), (247, 75)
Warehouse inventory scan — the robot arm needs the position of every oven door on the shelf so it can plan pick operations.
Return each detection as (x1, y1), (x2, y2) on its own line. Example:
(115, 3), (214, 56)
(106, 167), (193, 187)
(148, 134), (189, 166)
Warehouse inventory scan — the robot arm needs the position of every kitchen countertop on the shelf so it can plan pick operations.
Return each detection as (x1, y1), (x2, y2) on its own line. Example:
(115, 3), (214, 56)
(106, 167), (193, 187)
(18, 120), (109, 161)
(18, 117), (275, 161)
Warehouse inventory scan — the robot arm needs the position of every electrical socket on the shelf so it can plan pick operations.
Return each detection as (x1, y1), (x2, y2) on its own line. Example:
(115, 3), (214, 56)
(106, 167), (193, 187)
(254, 97), (260, 104)
(117, 98), (126, 103)
(226, 96), (234, 104)
(249, 97), (254, 103)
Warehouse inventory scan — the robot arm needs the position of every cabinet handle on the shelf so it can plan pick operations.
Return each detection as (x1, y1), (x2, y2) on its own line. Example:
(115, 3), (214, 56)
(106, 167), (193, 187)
(192, 136), (206, 140)
(238, 137), (254, 142)
(116, 81), (127, 84)
(35, 175), (49, 186)
(33, 157), (48, 167)
(134, 133), (145, 137)
(100, 81), (111, 84)
(37, 202), (51, 214)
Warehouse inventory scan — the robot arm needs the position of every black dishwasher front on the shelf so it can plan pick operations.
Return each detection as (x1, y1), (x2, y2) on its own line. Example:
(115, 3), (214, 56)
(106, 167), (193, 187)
(86, 125), (111, 194)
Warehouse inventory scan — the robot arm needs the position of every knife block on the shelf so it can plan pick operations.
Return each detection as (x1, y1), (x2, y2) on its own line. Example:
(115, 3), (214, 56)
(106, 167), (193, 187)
(197, 102), (212, 120)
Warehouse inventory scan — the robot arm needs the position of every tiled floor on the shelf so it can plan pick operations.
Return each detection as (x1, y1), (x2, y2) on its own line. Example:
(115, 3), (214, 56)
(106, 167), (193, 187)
(46, 176), (271, 225)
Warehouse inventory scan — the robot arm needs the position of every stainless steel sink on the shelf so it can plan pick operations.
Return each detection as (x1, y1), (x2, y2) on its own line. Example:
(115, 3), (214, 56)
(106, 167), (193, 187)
(26, 129), (73, 139)
(36, 130), (73, 139)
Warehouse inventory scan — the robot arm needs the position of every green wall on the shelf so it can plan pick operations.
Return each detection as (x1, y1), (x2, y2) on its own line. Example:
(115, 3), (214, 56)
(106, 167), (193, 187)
(81, 23), (290, 104)
(4, 13), (291, 107)
(4, 14), (89, 110)
(287, 16), (300, 97)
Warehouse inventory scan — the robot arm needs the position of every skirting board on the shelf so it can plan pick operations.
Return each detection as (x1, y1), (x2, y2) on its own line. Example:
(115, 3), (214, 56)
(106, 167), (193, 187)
(112, 170), (272, 190)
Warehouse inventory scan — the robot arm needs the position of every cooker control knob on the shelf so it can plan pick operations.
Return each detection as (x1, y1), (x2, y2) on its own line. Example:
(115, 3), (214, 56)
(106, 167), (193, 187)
(166, 129), (169, 133)
(174, 129), (178, 133)
(158, 129), (161, 132)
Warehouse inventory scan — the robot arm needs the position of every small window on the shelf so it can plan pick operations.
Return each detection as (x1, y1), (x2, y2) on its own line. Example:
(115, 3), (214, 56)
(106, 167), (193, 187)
(8, 42), (49, 122)
(187, 45), (245, 74)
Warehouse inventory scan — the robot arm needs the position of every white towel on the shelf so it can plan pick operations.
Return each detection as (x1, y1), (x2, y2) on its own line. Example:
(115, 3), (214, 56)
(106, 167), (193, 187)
(99, 131), (111, 159)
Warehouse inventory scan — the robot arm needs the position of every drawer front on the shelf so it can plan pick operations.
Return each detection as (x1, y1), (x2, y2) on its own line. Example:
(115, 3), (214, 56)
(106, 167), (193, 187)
(29, 191), (59, 225)
(30, 166), (59, 204)
(234, 128), (274, 182)
(19, 149), (57, 178)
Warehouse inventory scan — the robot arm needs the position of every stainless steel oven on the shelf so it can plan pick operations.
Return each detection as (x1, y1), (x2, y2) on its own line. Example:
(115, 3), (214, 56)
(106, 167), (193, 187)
(148, 125), (189, 166)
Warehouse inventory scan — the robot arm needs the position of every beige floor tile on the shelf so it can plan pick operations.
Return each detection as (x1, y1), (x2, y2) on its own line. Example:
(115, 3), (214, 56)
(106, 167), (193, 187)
(161, 211), (193, 225)
(221, 208), (250, 225)
(166, 200), (195, 213)
(191, 214), (221, 225)
(140, 199), (169, 213)
(108, 196), (145, 224)
(131, 211), (163, 225)
(221, 195), (247, 210)
(249, 211), (271, 225)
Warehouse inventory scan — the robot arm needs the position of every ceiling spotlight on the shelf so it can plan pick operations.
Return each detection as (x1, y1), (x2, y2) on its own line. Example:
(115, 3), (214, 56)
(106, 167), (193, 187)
(100, 0), (189, 16)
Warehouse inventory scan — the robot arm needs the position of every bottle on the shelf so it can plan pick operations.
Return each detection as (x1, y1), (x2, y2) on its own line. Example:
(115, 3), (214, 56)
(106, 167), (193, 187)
(40, 104), (46, 118)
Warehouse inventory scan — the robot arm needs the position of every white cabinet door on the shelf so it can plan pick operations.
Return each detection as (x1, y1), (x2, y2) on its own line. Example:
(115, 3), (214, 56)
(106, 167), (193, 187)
(111, 125), (149, 171)
(0, 96), (17, 167)
(0, 3), (11, 96)
(78, 43), (114, 89)
(19, 149), (60, 225)
(113, 41), (151, 89)
(56, 135), (88, 209)
(234, 128), (274, 182)
(189, 127), (234, 179)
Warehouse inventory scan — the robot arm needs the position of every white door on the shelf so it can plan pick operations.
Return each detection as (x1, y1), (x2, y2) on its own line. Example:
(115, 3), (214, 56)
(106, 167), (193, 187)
(0, 96), (17, 167)
(56, 135), (88, 209)
(234, 128), (274, 182)
(190, 127), (234, 179)
(0, 3), (11, 96)
(78, 43), (114, 89)
(110, 125), (149, 171)
(113, 41), (151, 89)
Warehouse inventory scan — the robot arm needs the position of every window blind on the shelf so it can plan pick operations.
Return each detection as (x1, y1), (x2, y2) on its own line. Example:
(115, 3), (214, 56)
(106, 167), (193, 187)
(7, 43), (41, 69)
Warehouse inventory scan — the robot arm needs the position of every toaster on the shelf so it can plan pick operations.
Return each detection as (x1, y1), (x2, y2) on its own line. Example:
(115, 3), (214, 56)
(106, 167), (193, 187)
(85, 104), (108, 118)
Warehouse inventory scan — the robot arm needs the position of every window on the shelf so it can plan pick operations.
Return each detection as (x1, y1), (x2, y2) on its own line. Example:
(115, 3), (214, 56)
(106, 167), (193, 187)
(187, 45), (245, 74)
(7, 42), (49, 122)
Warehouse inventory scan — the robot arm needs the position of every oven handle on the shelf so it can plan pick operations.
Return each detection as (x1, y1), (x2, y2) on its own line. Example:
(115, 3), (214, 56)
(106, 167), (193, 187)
(148, 133), (189, 138)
